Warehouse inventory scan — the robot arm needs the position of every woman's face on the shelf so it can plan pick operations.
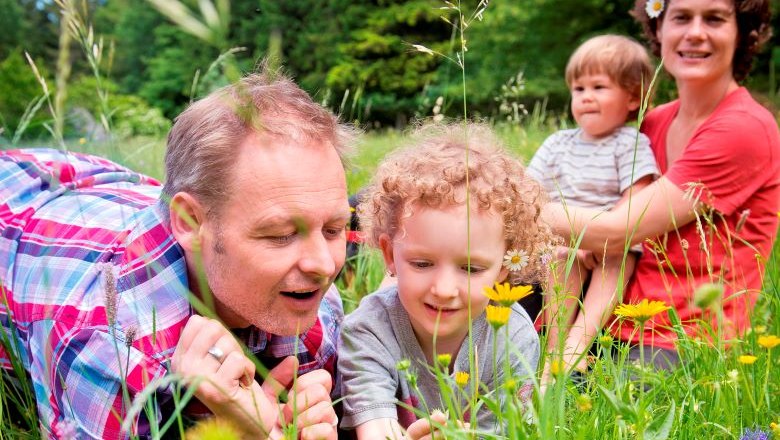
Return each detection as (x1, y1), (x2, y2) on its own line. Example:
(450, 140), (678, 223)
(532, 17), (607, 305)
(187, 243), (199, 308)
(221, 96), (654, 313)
(657, 0), (738, 85)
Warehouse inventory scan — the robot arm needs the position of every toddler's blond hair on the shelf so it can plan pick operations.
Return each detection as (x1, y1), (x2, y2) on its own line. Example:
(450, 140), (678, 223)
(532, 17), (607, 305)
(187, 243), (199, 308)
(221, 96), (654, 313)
(565, 34), (654, 119)
(358, 123), (556, 283)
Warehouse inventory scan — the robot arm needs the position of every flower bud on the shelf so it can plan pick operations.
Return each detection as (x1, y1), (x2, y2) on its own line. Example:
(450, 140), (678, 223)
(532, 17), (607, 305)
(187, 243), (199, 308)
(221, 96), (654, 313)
(693, 282), (723, 309)
(436, 353), (452, 367)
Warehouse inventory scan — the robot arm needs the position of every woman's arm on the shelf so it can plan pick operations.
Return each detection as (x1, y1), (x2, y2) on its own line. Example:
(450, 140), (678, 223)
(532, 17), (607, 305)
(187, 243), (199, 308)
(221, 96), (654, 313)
(542, 176), (698, 253)
(615, 175), (654, 207)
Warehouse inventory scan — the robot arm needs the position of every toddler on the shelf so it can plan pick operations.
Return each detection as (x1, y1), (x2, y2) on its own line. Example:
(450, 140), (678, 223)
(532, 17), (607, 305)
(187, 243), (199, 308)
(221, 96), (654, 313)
(338, 123), (554, 438)
(526, 35), (659, 377)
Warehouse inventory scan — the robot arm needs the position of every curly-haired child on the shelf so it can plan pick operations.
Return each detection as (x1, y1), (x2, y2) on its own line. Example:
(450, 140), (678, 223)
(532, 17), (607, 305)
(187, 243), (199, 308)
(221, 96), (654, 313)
(338, 123), (556, 439)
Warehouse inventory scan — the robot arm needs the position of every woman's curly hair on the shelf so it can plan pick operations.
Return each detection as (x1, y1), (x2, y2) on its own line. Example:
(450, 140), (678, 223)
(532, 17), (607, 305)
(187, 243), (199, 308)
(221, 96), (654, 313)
(358, 122), (557, 284)
(631, 0), (772, 82)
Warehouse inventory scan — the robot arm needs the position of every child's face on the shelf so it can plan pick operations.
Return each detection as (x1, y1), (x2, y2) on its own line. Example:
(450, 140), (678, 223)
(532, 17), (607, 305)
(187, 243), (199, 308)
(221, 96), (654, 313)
(379, 202), (508, 352)
(570, 72), (640, 141)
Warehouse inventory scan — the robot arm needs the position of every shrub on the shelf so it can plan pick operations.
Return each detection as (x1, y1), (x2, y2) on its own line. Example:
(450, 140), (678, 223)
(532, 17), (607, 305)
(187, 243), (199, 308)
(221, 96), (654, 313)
(0, 49), (51, 140)
(66, 75), (171, 139)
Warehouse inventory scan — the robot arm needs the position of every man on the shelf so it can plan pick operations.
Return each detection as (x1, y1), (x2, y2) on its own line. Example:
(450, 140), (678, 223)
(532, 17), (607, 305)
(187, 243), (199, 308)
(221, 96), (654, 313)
(0, 69), (355, 439)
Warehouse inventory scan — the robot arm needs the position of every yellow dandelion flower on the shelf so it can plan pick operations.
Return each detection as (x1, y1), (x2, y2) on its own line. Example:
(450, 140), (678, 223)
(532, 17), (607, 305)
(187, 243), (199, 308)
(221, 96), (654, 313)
(614, 299), (670, 325)
(549, 359), (562, 376)
(185, 418), (241, 440)
(738, 354), (758, 365)
(770, 422), (780, 436)
(483, 282), (533, 307)
(485, 305), (511, 329)
(436, 353), (452, 367)
(758, 335), (780, 349)
(454, 371), (469, 387)
(78, 137), (87, 145)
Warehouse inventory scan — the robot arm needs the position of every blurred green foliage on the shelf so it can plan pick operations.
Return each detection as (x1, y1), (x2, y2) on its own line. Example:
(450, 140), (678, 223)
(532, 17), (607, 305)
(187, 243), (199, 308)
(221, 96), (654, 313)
(0, 49), (50, 139)
(67, 76), (171, 138)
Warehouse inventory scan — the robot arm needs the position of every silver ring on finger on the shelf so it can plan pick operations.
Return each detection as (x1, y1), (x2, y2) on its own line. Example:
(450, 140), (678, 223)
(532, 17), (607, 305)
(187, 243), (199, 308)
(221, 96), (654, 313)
(207, 345), (225, 363)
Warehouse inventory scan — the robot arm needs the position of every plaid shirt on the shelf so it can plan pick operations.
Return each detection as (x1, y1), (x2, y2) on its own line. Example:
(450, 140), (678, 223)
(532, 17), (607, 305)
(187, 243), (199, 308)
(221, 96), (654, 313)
(0, 148), (342, 439)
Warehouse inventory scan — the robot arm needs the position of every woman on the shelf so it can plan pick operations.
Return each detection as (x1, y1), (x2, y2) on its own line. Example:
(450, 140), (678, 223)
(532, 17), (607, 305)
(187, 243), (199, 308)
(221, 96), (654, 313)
(542, 0), (779, 369)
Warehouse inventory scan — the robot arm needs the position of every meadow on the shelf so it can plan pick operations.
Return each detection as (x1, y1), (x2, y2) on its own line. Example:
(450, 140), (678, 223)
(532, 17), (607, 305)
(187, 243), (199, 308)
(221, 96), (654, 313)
(1, 0), (780, 439)
(2, 119), (779, 440)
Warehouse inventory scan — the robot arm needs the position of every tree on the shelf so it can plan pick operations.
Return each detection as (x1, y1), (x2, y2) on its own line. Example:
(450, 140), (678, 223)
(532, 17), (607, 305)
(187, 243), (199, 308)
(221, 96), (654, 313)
(326, 0), (454, 126)
(0, 0), (26, 61)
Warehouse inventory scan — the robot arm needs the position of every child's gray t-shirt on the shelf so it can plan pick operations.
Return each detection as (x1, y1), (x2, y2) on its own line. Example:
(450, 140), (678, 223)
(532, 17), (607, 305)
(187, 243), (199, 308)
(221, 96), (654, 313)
(338, 287), (539, 433)
(526, 126), (659, 209)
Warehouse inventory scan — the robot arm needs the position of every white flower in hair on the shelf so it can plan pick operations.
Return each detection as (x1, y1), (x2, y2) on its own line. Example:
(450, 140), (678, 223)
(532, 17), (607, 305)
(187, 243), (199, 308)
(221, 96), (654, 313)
(503, 249), (529, 272)
(646, 0), (664, 18)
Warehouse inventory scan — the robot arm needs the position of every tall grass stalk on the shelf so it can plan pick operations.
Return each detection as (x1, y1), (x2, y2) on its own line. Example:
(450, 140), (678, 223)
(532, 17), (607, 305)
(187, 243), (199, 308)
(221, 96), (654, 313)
(55, 0), (115, 149)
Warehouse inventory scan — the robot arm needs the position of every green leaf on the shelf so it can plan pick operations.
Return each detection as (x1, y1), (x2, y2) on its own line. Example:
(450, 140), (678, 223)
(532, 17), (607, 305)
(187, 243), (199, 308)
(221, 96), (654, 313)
(645, 401), (676, 440)
(596, 384), (637, 423)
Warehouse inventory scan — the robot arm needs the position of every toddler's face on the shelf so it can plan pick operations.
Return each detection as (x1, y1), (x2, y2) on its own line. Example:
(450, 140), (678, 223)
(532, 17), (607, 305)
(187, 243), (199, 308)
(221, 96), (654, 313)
(379, 202), (507, 354)
(570, 72), (639, 141)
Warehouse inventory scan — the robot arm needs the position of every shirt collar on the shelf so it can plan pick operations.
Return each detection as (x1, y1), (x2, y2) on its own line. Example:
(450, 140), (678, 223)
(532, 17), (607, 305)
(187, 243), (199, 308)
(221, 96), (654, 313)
(231, 326), (309, 357)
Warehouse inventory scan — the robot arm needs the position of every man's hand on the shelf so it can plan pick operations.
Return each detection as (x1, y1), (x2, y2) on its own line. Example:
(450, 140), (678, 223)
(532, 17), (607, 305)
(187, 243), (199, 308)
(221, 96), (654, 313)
(172, 315), (284, 438)
(172, 316), (338, 439)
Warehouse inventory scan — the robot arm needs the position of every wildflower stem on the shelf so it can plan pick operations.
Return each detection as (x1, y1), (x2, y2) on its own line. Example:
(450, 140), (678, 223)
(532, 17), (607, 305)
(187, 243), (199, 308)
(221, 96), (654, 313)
(491, 330), (501, 428)
(638, 322), (646, 411)
(738, 356), (759, 413)
(763, 350), (771, 411)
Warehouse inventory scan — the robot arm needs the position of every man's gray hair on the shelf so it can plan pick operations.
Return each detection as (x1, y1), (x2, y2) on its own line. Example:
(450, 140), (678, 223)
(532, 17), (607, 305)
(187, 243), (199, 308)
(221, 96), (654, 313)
(161, 67), (356, 218)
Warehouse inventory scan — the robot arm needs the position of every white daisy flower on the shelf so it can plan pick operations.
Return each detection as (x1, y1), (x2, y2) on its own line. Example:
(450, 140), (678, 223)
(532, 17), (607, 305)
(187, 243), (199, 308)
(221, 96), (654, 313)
(645, 0), (664, 18)
(503, 249), (529, 272)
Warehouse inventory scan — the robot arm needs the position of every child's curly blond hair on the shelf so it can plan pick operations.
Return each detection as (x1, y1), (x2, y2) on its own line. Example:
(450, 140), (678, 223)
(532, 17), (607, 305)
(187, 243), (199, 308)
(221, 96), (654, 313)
(358, 123), (557, 283)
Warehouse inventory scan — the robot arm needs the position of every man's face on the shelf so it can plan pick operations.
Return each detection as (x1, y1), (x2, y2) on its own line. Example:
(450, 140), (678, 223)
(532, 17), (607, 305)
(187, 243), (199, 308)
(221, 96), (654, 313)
(197, 133), (350, 335)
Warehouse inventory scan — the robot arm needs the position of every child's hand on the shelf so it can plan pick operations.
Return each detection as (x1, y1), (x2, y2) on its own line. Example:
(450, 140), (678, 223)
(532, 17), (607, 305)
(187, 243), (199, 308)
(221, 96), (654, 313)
(575, 249), (598, 270)
(406, 410), (466, 440)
